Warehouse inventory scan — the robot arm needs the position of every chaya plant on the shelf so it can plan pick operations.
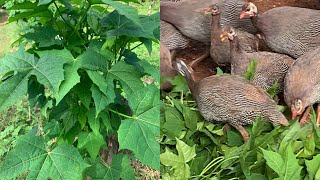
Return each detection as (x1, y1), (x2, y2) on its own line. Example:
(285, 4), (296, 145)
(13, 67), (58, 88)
(0, 0), (160, 179)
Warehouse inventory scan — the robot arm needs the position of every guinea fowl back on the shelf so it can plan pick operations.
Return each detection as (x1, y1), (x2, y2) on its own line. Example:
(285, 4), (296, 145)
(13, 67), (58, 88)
(253, 6), (320, 58)
(160, 20), (189, 51)
(161, 0), (256, 43)
(284, 47), (320, 107)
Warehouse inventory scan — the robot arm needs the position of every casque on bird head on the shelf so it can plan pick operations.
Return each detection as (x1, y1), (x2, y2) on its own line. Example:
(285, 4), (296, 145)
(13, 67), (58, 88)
(240, 2), (257, 19)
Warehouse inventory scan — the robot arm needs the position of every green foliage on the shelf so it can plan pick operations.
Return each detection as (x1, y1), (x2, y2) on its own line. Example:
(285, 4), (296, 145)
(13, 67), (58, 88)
(242, 59), (257, 81)
(160, 77), (320, 179)
(0, 0), (159, 179)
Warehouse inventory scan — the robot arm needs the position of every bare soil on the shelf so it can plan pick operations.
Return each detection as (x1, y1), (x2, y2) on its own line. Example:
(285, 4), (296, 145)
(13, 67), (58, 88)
(175, 0), (320, 80)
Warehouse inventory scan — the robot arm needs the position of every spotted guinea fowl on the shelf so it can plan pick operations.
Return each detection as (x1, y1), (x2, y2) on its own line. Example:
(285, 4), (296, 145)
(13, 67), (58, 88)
(175, 59), (289, 141)
(193, 4), (258, 67)
(220, 26), (295, 92)
(240, 2), (320, 58)
(160, 42), (177, 91)
(284, 47), (320, 124)
(160, 20), (189, 51)
(161, 0), (256, 44)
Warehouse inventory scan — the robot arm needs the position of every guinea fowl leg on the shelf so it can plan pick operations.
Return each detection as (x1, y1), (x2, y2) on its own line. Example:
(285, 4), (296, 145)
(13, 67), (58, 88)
(189, 45), (210, 68)
(316, 104), (320, 126)
(230, 124), (249, 142)
(300, 106), (311, 126)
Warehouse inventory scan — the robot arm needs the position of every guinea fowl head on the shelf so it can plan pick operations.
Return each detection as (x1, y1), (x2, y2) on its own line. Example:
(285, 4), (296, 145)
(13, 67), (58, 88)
(220, 26), (237, 42)
(240, 2), (257, 19)
(291, 99), (304, 120)
(175, 58), (196, 82)
(195, 4), (220, 16)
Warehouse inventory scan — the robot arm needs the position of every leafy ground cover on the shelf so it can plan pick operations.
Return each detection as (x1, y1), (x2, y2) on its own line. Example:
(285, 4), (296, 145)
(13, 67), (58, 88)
(160, 69), (320, 179)
(0, 0), (160, 179)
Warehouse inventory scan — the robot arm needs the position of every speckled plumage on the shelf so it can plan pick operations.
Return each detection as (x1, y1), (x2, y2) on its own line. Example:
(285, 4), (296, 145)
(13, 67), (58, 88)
(160, 20), (189, 51)
(284, 47), (320, 109)
(223, 27), (295, 91)
(207, 7), (258, 66)
(175, 59), (289, 135)
(160, 0), (256, 43)
(249, 6), (320, 58)
(195, 75), (287, 127)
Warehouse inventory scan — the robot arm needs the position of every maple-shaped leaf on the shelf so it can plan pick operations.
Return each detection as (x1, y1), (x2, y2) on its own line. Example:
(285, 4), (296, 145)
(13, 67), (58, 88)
(0, 48), (68, 112)
(100, 11), (159, 39)
(23, 27), (62, 47)
(160, 138), (196, 179)
(86, 154), (135, 180)
(118, 85), (160, 170)
(78, 131), (106, 159)
(0, 133), (89, 180)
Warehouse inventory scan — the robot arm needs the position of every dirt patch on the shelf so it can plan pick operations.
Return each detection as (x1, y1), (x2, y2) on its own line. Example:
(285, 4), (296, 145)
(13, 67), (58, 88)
(250, 0), (320, 13)
(174, 0), (320, 81)
(0, 11), (8, 24)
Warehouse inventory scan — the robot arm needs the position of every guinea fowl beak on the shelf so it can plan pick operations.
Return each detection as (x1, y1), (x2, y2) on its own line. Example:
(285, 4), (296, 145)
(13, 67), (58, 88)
(240, 11), (247, 19)
(220, 33), (228, 42)
(291, 110), (298, 120)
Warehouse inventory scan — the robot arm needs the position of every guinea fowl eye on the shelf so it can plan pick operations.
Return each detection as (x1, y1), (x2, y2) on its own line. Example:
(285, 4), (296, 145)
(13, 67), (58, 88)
(246, 8), (250, 12)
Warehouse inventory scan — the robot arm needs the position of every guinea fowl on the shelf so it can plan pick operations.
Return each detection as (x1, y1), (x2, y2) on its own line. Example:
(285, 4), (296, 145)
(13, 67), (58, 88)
(193, 4), (258, 67)
(175, 59), (289, 141)
(284, 47), (320, 125)
(220, 27), (295, 91)
(160, 0), (256, 44)
(160, 20), (189, 51)
(240, 2), (320, 58)
(160, 42), (177, 91)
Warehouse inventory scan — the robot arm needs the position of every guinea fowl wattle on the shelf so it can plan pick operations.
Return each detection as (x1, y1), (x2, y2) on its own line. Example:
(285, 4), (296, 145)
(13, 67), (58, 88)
(175, 59), (289, 141)
(240, 2), (320, 58)
(220, 26), (295, 92)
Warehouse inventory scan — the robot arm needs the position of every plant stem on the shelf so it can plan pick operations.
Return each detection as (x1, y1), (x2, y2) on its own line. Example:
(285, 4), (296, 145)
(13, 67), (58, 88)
(107, 108), (134, 119)
(67, 3), (91, 42)
(131, 42), (143, 51)
(53, 1), (75, 30)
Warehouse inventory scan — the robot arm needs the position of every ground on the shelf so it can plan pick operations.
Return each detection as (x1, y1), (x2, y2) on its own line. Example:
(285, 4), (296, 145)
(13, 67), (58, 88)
(175, 0), (320, 80)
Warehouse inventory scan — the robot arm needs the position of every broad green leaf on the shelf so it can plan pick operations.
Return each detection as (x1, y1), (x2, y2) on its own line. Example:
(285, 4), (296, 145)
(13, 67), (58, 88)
(23, 27), (62, 47)
(162, 106), (186, 139)
(107, 61), (144, 96)
(38, 0), (52, 5)
(182, 107), (198, 131)
(102, 0), (141, 27)
(160, 138), (196, 179)
(91, 84), (113, 117)
(267, 81), (279, 98)
(86, 154), (134, 180)
(279, 121), (311, 154)
(78, 132), (106, 159)
(87, 9), (101, 34)
(0, 48), (67, 111)
(261, 148), (284, 175)
(87, 109), (101, 134)
(101, 11), (159, 39)
(242, 59), (256, 81)
(118, 85), (160, 170)
(0, 134), (89, 180)
(305, 154), (320, 180)
(41, 49), (81, 105)
(281, 145), (302, 180)
(80, 48), (110, 71)
(9, 10), (52, 22)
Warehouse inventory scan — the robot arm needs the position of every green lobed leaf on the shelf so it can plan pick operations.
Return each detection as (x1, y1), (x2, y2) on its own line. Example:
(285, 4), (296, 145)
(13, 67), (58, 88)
(305, 154), (320, 180)
(23, 27), (62, 47)
(160, 138), (196, 179)
(38, 0), (52, 6)
(78, 131), (106, 159)
(0, 48), (67, 112)
(91, 84), (114, 117)
(0, 133), (89, 180)
(242, 59), (256, 81)
(118, 85), (160, 170)
(216, 67), (223, 76)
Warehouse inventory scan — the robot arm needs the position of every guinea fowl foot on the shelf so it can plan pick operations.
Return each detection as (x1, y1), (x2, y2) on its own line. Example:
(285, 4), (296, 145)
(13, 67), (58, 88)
(231, 124), (249, 142)
(299, 106), (311, 126)
(223, 124), (231, 134)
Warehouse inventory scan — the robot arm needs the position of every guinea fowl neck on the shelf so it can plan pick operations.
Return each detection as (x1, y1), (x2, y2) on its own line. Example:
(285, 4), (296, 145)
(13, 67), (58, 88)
(211, 14), (221, 38)
(229, 34), (242, 55)
(250, 15), (259, 28)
